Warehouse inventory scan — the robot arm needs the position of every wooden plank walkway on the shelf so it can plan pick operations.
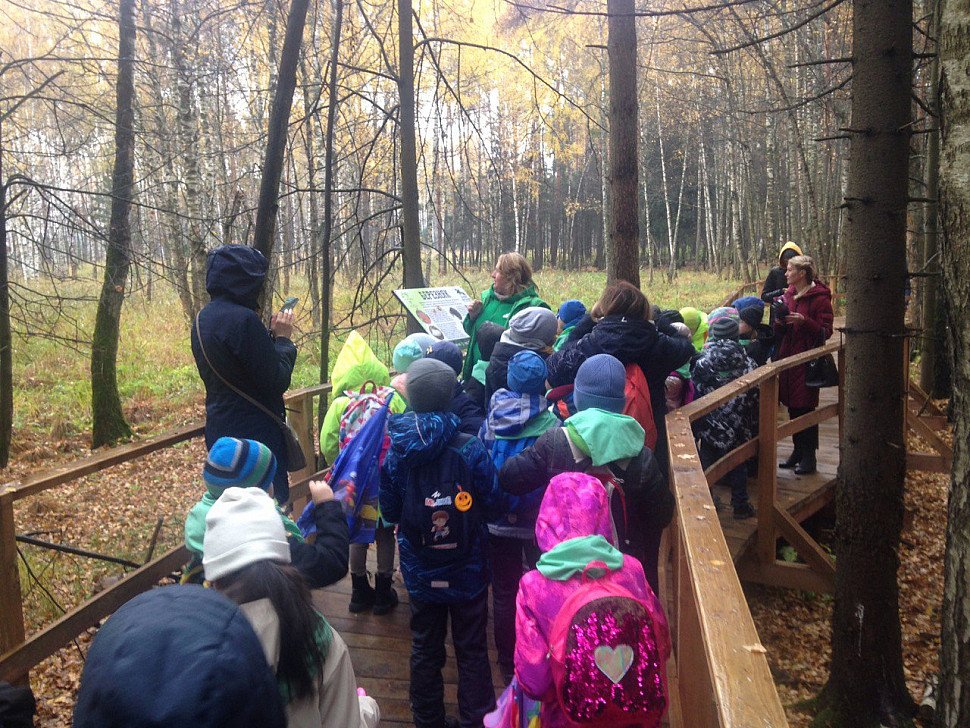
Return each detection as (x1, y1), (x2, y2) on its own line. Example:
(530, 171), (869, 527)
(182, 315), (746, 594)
(312, 566), (505, 727)
(712, 384), (839, 564)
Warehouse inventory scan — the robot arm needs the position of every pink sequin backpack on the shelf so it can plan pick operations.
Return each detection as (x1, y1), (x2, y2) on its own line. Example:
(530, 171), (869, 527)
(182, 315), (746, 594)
(548, 561), (667, 727)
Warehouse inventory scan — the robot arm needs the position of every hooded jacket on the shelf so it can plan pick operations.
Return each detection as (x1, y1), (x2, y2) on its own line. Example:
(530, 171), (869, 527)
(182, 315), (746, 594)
(547, 314), (695, 478)
(462, 283), (548, 381)
(762, 241), (803, 298)
(73, 586), (287, 728)
(239, 599), (380, 728)
(691, 340), (760, 453)
(380, 412), (504, 603)
(320, 332), (407, 466)
(679, 307), (709, 352)
(774, 282), (834, 409)
(514, 472), (670, 728)
(485, 341), (551, 404)
(479, 389), (559, 539)
(191, 246), (297, 500)
(498, 410), (673, 592)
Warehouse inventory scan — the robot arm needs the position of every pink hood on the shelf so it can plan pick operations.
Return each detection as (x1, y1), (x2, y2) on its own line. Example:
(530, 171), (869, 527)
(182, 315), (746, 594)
(535, 472), (615, 552)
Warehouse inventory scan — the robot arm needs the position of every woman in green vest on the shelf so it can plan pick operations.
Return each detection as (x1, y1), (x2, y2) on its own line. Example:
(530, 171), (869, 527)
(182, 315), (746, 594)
(461, 252), (548, 381)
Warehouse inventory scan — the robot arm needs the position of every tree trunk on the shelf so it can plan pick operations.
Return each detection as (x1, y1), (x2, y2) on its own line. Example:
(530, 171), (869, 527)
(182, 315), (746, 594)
(253, 0), (312, 261)
(814, 0), (915, 723)
(0, 118), (10, 467)
(398, 0), (424, 332)
(606, 0), (640, 287)
(91, 0), (136, 448)
(936, 0), (970, 722)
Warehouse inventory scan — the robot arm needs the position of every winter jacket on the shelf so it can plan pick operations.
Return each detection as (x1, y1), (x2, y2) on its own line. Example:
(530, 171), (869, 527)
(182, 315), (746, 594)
(239, 599), (380, 728)
(762, 241), (803, 298)
(691, 340), (760, 455)
(485, 341), (551, 404)
(380, 411), (505, 603)
(741, 323), (775, 366)
(514, 472), (670, 728)
(320, 332), (407, 467)
(499, 412), (673, 587)
(462, 284), (548, 380)
(548, 314), (695, 478)
(680, 307), (709, 352)
(479, 390), (559, 539)
(73, 586), (287, 728)
(774, 282), (834, 409)
(450, 382), (485, 436)
(191, 246), (297, 501)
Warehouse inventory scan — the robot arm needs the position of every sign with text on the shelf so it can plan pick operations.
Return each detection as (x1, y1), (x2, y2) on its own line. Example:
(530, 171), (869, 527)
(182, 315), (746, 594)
(393, 287), (474, 343)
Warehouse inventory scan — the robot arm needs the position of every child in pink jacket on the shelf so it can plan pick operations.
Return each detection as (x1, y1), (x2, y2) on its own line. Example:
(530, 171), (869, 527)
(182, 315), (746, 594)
(514, 471), (671, 727)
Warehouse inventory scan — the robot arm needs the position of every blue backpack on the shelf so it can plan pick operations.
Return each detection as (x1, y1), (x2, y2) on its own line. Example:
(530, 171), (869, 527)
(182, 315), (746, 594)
(299, 394), (394, 544)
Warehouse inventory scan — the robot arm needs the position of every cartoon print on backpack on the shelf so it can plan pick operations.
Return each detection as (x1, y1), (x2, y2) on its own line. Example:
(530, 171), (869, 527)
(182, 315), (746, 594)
(431, 510), (451, 544)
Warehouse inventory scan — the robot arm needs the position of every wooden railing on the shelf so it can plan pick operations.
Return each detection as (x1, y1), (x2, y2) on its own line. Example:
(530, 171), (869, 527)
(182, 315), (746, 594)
(0, 382), (331, 682)
(664, 337), (844, 725)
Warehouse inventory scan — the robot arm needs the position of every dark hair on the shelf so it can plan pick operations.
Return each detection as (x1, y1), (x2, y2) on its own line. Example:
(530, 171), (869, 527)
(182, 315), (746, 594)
(593, 281), (651, 321)
(780, 248), (799, 265)
(215, 561), (324, 702)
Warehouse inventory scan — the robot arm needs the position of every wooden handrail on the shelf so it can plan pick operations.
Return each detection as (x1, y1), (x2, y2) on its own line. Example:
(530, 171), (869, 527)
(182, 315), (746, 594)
(719, 281), (759, 308)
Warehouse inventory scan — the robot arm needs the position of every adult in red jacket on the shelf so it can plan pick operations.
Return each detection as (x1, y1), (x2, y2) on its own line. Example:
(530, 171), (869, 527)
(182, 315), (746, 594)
(773, 255), (834, 475)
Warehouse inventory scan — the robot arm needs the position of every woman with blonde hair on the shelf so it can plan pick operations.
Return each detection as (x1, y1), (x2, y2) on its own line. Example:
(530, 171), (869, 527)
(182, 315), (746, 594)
(461, 252), (548, 381)
(774, 254), (834, 475)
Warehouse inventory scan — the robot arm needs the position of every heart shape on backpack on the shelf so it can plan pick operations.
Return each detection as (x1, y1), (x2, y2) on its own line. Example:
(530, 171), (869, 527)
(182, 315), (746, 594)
(593, 644), (634, 684)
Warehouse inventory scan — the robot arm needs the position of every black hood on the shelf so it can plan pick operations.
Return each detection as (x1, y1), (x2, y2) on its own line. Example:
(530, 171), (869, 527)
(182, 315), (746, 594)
(205, 245), (268, 308)
(585, 315), (660, 359)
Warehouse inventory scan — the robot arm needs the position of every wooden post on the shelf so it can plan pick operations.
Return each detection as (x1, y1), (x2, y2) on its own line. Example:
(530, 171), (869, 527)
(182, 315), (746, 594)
(0, 494), (26, 675)
(286, 392), (316, 508)
(757, 376), (779, 565)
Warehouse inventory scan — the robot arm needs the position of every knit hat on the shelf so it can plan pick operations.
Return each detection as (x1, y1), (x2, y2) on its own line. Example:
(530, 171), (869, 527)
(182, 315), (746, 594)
(73, 586), (286, 728)
(707, 307), (740, 341)
(670, 321), (692, 339)
(556, 300), (587, 328)
(406, 358), (457, 413)
(475, 322), (505, 361)
(393, 332), (437, 373)
(574, 354), (626, 413)
(500, 307), (558, 351)
(507, 350), (548, 395)
(203, 487), (291, 582)
(426, 340), (463, 376)
(733, 296), (765, 329)
(203, 438), (276, 492)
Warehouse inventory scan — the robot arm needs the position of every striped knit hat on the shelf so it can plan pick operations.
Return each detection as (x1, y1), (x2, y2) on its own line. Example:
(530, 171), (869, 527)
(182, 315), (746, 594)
(203, 437), (277, 492)
(707, 306), (740, 341)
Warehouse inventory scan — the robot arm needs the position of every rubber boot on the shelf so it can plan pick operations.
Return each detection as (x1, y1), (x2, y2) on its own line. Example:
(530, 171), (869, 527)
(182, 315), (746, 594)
(795, 451), (817, 475)
(349, 574), (375, 613)
(372, 573), (399, 615)
(779, 447), (801, 469)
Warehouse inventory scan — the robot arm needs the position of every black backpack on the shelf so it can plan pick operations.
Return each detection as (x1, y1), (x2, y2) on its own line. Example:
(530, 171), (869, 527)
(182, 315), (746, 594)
(399, 433), (480, 567)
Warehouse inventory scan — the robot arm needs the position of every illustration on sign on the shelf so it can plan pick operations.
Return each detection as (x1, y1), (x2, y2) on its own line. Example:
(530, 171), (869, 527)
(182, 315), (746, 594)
(394, 287), (473, 343)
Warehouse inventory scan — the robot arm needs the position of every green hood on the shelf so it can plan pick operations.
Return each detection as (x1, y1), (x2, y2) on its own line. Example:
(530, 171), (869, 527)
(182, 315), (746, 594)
(680, 307), (708, 352)
(565, 408), (644, 466)
(536, 535), (625, 581)
(471, 359), (489, 385)
(184, 487), (304, 557)
(331, 331), (390, 394)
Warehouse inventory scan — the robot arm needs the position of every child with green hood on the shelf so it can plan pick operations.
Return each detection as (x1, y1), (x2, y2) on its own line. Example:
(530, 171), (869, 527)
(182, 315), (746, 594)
(498, 354), (673, 593)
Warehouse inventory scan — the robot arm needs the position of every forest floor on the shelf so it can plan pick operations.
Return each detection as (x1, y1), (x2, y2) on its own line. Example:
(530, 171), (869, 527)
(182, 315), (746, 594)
(3, 268), (945, 726)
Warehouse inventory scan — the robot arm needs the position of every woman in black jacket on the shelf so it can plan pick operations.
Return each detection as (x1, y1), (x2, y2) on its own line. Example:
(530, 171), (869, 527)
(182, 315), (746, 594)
(546, 281), (695, 479)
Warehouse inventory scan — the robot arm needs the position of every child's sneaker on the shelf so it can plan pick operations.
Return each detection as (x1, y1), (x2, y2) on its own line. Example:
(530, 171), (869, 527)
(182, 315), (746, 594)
(733, 502), (756, 520)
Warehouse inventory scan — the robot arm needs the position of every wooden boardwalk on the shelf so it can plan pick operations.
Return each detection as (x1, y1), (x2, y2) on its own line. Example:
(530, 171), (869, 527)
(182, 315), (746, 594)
(712, 384), (839, 564)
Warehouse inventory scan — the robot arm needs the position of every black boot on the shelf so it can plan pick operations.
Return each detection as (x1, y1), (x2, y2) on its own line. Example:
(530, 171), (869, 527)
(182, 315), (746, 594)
(779, 448), (801, 469)
(795, 451), (817, 475)
(349, 574), (375, 613)
(372, 573), (399, 615)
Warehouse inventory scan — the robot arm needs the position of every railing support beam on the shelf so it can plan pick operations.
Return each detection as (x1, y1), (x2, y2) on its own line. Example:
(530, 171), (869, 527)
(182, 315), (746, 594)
(756, 377), (779, 565)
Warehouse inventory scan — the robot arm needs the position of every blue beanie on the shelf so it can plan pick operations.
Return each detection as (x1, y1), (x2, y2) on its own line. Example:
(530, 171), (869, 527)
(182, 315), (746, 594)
(74, 586), (286, 728)
(426, 340), (463, 376)
(733, 296), (765, 329)
(203, 437), (277, 492)
(393, 333), (437, 373)
(557, 300), (587, 328)
(574, 354), (627, 413)
(507, 350), (548, 395)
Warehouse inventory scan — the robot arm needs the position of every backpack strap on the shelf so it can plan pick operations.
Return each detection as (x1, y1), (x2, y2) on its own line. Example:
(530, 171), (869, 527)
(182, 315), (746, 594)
(581, 560), (611, 582)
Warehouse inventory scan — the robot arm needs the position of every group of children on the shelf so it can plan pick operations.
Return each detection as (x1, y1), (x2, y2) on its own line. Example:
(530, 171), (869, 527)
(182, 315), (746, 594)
(74, 280), (777, 728)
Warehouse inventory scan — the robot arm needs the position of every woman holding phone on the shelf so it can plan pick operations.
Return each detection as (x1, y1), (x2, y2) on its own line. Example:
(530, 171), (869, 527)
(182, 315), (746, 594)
(191, 245), (299, 503)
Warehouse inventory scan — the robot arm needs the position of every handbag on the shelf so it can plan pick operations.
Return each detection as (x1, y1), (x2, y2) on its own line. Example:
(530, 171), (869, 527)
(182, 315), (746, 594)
(194, 313), (307, 472)
(805, 331), (839, 389)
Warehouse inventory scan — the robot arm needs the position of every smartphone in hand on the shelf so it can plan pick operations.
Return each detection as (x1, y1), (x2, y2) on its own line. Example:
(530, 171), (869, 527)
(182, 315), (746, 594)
(280, 296), (299, 312)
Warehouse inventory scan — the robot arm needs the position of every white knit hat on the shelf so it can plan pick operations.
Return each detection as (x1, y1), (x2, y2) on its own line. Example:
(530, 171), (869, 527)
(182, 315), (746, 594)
(202, 487), (291, 582)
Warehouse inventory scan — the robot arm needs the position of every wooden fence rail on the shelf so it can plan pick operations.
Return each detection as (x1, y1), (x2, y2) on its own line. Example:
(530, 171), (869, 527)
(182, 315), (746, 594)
(0, 382), (331, 682)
